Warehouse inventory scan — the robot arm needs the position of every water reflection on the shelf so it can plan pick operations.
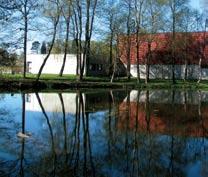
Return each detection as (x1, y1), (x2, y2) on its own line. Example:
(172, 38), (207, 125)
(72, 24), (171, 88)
(0, 90), (208, 177)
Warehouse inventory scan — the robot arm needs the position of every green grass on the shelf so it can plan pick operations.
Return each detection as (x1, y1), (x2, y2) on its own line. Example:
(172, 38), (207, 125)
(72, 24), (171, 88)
(1, 73), (208, 90)
(0, 73), (77, 80)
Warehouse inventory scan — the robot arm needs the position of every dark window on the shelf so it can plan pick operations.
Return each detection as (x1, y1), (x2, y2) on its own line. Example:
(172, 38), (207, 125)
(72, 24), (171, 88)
(26, 94), (31, 103)
(27, 61), (32, 67)
(89, 64), (96, 71)
(98, 64), (102, 71)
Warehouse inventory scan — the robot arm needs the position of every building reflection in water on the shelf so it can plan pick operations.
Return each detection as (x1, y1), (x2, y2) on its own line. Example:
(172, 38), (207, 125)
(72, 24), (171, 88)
(0, 90), (208, 177)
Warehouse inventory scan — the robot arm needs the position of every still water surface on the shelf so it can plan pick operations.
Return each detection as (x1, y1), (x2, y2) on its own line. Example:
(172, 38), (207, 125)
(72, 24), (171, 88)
(0, 90), (208, 177)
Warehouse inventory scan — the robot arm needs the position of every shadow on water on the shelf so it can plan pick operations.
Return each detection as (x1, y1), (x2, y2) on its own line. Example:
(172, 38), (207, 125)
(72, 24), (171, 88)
(0, 89), (208, 177)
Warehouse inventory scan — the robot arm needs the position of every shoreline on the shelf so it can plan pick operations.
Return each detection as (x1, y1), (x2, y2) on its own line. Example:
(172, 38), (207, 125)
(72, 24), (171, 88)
(1, 76), (208, 92)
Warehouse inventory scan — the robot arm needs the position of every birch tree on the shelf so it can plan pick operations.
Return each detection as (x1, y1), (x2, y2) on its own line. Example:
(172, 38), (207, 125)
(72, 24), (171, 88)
(143, 0), (166, 84)
(166, 0), (189, 84)
(36, 0), (61, 81)
(102, 1), (121, 80)
(59, 0), (72, 77)
(134, 0), (144, 83)
(72, 0), (98, 81)
(14, 0), (39, 78)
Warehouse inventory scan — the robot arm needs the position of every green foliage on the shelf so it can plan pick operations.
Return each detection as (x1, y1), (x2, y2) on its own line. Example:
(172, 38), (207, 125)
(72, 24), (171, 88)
(41, 41), (47, 54)
(0, 47), (17, 66)
(90, 41), (116, 63)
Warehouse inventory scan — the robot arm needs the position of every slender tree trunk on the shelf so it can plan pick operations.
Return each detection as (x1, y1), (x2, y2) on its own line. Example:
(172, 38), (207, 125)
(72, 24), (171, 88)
(145, 43), (151, 84)
(36, 16), (60, 81)
(23, 1), (28, 78)
(126, 1), (132, 81)
(136, 30), (140, 83)
(111, 35), (119, 83)
(127, 32), (131, 81)
(198, 57), (202, 83)
(71, 9), (80, 76)
(59, 17), (70, 77)
(171, 3), (176, 84)
(109, 13), (114, 77)
(184, 33), (188, 81)
(134, 0), (144, 83)
(184, 56), (188, 81)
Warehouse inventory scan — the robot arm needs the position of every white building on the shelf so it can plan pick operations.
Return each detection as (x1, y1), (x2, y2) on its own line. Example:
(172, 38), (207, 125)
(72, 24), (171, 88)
(27, 54), (79, 75)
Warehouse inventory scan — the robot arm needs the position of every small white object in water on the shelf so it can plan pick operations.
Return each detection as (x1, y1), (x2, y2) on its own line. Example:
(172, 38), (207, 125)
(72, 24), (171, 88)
(17, 132), (30, 138)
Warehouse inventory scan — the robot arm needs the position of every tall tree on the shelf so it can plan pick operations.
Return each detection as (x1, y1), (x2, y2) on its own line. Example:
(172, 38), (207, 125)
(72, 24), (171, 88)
(15, 0), (39, 78)
(134, 0), (144, 83)
(36, 0), (61, 81)
(102, 0), (121, 78)
(166, 0), (189, 84)
(59, 0), (72, 77)
(72, 0), (98, 81)
(143, 0), (166, 84)
(124, 0), (133, 81)
(179, 8), (199, 81)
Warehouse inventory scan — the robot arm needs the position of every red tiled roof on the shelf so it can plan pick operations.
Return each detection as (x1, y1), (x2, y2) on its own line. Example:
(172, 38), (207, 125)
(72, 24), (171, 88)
(119, 32), (208, 66)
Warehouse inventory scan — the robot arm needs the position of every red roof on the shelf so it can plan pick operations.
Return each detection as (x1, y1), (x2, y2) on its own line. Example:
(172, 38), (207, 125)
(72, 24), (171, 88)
(119, 32), (208, 66)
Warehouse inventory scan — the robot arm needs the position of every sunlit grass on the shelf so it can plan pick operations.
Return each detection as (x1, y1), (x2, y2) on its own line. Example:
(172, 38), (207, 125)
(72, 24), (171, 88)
(1, 73), (208, 90)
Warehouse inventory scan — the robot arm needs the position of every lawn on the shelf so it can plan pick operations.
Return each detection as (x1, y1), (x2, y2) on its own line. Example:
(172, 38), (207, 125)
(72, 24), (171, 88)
(1, 73), (208, 90)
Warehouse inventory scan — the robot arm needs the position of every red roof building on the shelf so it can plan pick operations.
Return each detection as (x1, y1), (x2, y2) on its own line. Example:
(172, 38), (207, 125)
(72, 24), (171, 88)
(119, 32), (208, 67)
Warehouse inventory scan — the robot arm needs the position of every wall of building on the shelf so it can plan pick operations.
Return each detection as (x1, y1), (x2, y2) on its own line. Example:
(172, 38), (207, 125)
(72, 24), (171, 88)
(128, 64), (208, 80)
(27, 54), (78, 74)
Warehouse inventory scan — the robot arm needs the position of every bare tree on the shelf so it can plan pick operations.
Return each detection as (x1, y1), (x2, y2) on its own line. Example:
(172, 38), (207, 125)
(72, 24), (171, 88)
(59, 0), (72, 77)
(198, 18), (208, 83)
(144, 0), (166, 84)
(36, 0), (61, 81)
(72, 0), (98, 81)
(167, 0), (189, 84)
(125, 0), (133, 81)
(14, 0), (39, 78)
(134, 0), (144, 83)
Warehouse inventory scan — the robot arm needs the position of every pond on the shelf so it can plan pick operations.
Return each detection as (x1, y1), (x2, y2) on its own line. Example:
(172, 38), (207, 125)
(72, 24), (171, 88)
(0, 89), (208, 177)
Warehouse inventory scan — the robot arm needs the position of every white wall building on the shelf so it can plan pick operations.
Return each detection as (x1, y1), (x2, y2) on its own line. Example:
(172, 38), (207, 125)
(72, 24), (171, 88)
(128, 64), (208, 80)
(27, 54), (79, 75)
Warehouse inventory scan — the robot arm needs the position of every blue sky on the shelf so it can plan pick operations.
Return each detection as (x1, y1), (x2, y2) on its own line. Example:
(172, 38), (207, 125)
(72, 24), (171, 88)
(26, 0), (203, 54)
(190, 0), (201, 11)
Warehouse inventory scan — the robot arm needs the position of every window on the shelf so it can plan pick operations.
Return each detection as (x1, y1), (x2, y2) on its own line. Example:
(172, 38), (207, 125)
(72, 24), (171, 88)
(98, 64), (102, 71)
(89, 64), (96, 71)
(26, 61), (32, 72)
(26, 94), (31, 103)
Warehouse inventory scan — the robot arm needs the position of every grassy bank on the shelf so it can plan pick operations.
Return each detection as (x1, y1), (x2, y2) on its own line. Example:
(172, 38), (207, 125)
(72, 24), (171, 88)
(1, 73), (208, 91)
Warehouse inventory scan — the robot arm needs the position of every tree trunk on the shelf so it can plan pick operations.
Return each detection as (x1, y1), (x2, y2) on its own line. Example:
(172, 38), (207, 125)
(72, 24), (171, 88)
(59, 17), (70, 77)
(36, 16), (59, 81)
(145, 42), (151, 84)
(198, 57), (202, 83)
(109, 29), (114, 76)
(184, 57), (187, 81)
(127, 35), (131, 81)
(136, 30), (140, 83)
(126, 1), (131, 81)
(23, 1), (28, 78)
(109, 13), (114, 77)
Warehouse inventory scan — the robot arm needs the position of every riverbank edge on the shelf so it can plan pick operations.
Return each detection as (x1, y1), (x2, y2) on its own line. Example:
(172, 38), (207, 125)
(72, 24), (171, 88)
(1, 77), (208, 92)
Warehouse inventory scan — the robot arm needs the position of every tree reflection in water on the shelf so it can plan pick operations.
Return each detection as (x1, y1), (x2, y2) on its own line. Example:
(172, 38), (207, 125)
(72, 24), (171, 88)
(0, 90), (208, 177)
